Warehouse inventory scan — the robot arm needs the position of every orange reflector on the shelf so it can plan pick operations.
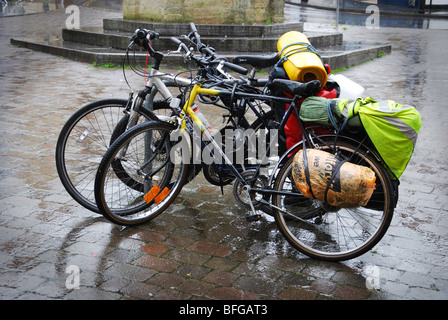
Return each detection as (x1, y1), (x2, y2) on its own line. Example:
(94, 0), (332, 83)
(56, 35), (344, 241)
(154, 187), (170, 204)
(143, 185), (160, 204)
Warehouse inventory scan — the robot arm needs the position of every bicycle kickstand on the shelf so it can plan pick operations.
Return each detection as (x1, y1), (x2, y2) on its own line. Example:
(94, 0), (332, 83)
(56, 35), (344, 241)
(242, 185), (262, 222)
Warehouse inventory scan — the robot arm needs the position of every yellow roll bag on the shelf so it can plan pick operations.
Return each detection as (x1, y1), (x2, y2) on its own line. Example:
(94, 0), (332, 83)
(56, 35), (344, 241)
(277, 31), (328, 87)
(291, 149), (376, 208)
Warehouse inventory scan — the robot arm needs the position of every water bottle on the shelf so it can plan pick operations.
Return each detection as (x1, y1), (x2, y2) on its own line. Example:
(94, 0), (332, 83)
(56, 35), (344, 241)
(192, 104), (212, 134)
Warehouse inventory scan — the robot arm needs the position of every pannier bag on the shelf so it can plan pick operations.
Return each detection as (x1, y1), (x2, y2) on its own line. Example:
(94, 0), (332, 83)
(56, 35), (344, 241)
(277, 31), (328, 87)
(299, 96), (361, 129)
(299, 96), (422, 178)
(292, 149), (376, 208)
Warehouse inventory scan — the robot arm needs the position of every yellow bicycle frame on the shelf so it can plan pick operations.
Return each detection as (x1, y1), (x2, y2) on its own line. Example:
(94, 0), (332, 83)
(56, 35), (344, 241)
(179, 83), (221, 134)
(143, 83), (221, 205)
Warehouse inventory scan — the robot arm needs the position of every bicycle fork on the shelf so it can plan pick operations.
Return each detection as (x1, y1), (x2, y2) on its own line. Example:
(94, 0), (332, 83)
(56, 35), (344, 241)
(115, 87), (155, 160)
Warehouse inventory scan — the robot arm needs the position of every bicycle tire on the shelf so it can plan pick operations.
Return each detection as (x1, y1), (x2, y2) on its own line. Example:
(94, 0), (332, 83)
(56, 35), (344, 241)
(273, 138), (394, 261)
(55, 98), (171, 213)
(94, 121), (190, 226)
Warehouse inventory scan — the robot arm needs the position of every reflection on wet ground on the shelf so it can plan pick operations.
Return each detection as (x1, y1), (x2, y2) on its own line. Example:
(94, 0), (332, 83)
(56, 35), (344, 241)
(1, 0), (56, 17)
(0, 0), (123, 17)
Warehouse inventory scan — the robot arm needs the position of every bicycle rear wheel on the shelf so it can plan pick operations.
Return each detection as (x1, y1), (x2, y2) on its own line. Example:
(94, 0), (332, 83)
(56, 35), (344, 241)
(55, 98), (171, 213)
(94, 121), (190, 226)
(273, 138), (394, 261)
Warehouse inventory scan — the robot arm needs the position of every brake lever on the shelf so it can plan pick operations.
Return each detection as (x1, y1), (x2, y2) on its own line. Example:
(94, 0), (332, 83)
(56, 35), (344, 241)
(170, 44), (194, 62)
(216, 61), (233, 79)
(166, 48), (182, 56)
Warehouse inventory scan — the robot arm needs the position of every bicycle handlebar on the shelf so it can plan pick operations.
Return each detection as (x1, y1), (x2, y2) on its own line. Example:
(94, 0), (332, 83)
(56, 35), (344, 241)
(135, 29), (159, 41)
(188, 22), (216, 59)
(170, 36), (190, 54)
(130, 28), (160, 54)
(129, 26), (248, 75)
(189, 22), (203, 50)
(170, 34), (248, 75)
(189, 23), (247, 75)
(219, 61), (248, 75)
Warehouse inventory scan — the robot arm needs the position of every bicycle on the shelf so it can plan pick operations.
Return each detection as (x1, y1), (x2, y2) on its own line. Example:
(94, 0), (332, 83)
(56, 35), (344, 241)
(55, 97), (176, 213)
(94, 37), (396, 261)
(55, 24), (274, 214)
(92, 30), (296, 220)
(55, 28), (182, 213)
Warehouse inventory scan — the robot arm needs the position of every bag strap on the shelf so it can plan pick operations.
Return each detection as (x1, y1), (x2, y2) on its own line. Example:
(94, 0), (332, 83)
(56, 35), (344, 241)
(295, 99), (318, 199)
(277, 42), (324, 67)
(323, 159), (347, 204)
(302, 134), (316, 200)
(327, 99), (349, 132)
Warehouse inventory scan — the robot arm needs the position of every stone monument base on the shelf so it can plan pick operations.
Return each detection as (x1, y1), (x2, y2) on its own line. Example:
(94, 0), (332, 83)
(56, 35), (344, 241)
(123, 0), (285, 24)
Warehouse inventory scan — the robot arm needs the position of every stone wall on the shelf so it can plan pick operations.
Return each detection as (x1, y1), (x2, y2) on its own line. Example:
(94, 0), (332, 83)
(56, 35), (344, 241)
(123, 0), (284, 24)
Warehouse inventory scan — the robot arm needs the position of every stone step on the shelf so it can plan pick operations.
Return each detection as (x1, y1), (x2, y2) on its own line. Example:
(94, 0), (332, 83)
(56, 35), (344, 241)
(60, 28), (343, 53)
(10, 35), (390, 71)
(9, 18), (391, 71)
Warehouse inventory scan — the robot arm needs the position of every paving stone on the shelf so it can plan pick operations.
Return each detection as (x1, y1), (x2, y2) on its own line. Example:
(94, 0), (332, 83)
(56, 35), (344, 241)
(333, 284), (372, 300)
(146, 272), (184, 289)
(206, 286), (259, 300)
(175, 264), (212, 280)
(134, 255), (180, 273)
(177, 279), (214, 296)
(278, 287), (318, 300)
(141, 243), (169, 256)
(187, 241), (233, 257)
(202, 270), (239, 287)
(103, 262), (157, 282)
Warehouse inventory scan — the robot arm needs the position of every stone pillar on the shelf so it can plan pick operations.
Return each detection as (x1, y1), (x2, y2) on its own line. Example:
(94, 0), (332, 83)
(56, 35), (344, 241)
(123, 0), (285, 24)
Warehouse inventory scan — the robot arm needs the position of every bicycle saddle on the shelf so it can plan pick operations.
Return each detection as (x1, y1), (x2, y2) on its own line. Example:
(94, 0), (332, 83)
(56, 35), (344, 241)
(271, 79), (322, 97)
(233, 53), (279, 69)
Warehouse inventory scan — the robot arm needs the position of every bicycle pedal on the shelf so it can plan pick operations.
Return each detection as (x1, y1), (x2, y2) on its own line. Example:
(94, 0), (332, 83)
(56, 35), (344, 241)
(246, 214), (262, 222)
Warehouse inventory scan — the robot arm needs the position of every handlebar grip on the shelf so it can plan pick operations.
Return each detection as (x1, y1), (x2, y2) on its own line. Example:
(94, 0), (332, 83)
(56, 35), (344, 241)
(170, 37), (183, 46)
(223, 62), (248, 75)
(136, 29), (147, 40)
(189, 22), (204, 51)
(135, 29), (159, 40)
(189, 22), (199, 34)
(149, 31), (159, 40)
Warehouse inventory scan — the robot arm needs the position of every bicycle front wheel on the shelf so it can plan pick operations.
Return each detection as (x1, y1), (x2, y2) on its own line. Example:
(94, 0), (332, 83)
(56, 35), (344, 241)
(273, 139), (395, 261)
(94, 121), (190, 226)
(55, 99), (171, 213)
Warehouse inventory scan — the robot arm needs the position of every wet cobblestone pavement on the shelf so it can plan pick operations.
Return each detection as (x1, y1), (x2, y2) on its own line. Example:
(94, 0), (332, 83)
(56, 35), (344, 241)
(0, 6), (447, 302)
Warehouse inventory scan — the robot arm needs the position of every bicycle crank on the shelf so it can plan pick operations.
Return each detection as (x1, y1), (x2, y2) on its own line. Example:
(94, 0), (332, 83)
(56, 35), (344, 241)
(232, 170), (269, 211)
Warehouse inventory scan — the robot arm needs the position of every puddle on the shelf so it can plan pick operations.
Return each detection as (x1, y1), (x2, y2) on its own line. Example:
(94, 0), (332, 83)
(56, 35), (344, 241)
(1, 0), (123, 17)
(1, 0), (57, 17)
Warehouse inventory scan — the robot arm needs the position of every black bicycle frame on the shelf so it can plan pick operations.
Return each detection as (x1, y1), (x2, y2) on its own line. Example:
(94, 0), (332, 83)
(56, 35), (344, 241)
(197, 89), (300, 194)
